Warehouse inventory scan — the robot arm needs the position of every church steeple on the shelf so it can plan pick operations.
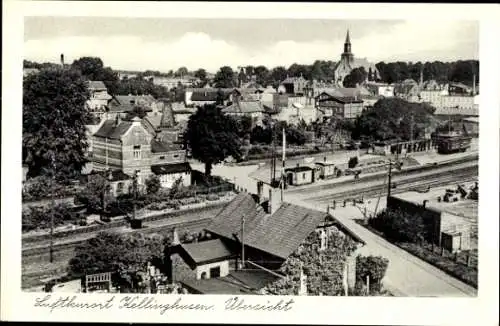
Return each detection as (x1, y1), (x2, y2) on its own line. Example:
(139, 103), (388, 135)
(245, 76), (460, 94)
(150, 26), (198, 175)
(344, 30), (352, 54)
(341, 29), (354, 64)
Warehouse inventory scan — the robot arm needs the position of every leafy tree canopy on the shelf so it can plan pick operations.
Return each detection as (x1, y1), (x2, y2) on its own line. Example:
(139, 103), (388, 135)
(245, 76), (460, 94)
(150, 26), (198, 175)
(71, 57), (120, 94)
(23, 68), (91, 180)
(68, 232), (166, 290)
(351, 98), (435, 142)
(213, 66), (236, 88)
(343, 67), (367, 87)
(184, 104), (242, 175)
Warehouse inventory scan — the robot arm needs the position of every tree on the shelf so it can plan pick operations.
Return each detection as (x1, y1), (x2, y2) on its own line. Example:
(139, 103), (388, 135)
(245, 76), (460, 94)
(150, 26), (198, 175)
(175, 67), (189, 78)
(254, 65), (270, 86)
(343, 67), (367, 87)
(68, 232), (165, 291)
(71, 57), (119, 94)
(237, 115), (253, 137)
(213, 66), (235, 88)
(23, 69), (91, 180)
(351, 98), (435, 142)
(75, 173), (111, 213)
(270, 66), (288, 87)
(194, 68), (208, 86)
(145, 175), (161, 194)
(184, 104), (242, 175)
(449, 60), (479, 86)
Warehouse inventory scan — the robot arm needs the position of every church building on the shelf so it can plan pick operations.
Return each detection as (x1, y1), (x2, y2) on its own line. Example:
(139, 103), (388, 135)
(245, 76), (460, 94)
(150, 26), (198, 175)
(334, 30), (380, 86)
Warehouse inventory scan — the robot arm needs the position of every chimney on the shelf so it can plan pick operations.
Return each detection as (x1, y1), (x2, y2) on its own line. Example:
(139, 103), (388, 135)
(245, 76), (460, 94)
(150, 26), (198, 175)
(267, 187), (281, 215)
(60, 53), (64, 67)
(114, 114), (121, 126)
(473, 74), (476, 95)
(172, 227), (180, 245)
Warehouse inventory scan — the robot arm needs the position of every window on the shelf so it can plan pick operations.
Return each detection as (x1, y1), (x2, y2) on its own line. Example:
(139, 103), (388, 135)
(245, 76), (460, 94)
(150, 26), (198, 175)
(173, 154), (179, 159)
(133, 145), (141, 159)
(159, 156), (165, 160)
(209, 266), (221, 278)
(116, 182), (124, 194)
(302, 172), (306, 179)
(200, 272), (208, 280)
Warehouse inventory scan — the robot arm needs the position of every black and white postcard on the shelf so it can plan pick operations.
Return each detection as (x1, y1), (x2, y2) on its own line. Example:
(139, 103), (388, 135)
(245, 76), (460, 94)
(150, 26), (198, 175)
(2, 1), (499, 325)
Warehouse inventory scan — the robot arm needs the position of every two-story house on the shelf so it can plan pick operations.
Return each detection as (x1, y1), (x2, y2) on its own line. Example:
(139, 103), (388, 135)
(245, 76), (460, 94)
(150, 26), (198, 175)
(315, 90), (364, 120)
(91, 105), (191, 189)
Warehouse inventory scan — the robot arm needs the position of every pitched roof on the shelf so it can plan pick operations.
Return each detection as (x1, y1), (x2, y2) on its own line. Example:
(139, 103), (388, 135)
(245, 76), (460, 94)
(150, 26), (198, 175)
(107, 95), (155, 113)
(150, 138), (183, 153)
(317, 90), (363, 103)
(178, 239), (233, 266)
(88, 81), (107, 90)
(151, 162), (191, 175)
(222, 101), (264, 114)
(206, 192), (331, 260)
(93, 120), (133, 139)
(180, 270), (280, 295)
(286, 166), (314, 173)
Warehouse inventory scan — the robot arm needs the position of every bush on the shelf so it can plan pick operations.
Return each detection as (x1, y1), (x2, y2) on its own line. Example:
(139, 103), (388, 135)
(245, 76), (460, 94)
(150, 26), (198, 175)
(22, 203), (79, 232)
(145, 175), (161, 194)
(348, 156), (359, 169)
(22, 176), (78, 202)
(206, 194), (219, 201)
(369, 208), (426, 244)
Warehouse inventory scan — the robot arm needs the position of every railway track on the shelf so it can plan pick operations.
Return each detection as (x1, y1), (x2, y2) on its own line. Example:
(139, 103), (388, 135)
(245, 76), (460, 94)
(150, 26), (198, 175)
(303, 167), (477, 205)
(285, 157), (478, 195)
(23, 216), (213, 260)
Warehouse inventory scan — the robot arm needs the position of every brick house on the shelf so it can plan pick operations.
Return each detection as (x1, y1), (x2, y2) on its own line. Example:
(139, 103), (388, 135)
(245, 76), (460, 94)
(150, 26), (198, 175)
(91, 103), (191, 188)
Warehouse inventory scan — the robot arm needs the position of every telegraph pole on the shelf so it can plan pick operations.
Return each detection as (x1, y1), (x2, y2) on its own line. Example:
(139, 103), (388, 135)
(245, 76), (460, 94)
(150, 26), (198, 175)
(387, 160), (393, 199)
(49, 153), (55, 263)
(133, 170), (138, 221)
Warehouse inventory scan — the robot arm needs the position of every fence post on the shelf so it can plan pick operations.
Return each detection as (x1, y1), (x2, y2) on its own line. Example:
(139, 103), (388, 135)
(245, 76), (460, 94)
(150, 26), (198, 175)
(467, 252), (471, 267)
(441, 246), (445, 257)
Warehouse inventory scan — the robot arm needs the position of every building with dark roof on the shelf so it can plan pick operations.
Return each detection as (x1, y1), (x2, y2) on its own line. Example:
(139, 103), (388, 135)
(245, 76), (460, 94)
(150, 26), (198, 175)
(315, 90), (364, 120)
(91, 107), (191, 189)
(184, 88), (233, 107)
(285, 165), (315, 186)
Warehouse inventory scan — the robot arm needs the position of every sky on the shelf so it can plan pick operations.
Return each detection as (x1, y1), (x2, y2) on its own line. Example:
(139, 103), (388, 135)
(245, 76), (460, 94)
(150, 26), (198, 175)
(24, 17), (479, 73)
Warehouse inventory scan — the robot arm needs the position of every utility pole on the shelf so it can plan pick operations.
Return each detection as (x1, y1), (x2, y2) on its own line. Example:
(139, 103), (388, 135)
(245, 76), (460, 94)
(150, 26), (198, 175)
(409, 114), (414, 153)
(133, 170), (139, 221)
(387, 160), (393, 199)
(49, 152), (55, 263)
(241, 215), (245, 270)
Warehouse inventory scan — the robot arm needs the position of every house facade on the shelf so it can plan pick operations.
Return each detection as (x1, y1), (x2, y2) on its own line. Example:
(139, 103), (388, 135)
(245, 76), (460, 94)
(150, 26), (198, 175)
(315, 91), (364, 120)
(91, 110), (191, 188)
